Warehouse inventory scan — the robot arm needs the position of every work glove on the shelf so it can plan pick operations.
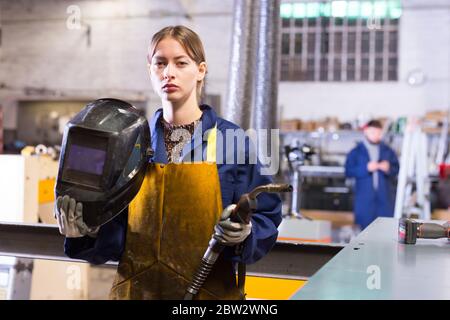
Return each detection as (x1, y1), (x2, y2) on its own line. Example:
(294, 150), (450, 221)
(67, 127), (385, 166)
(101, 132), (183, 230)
(54, 195), (99, 238)
(213, 204), (252, 246)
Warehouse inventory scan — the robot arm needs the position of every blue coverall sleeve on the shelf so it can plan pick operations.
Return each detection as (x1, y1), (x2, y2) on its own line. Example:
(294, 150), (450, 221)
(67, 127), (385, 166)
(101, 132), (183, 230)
(345, 148), (371, 179)
(64, 209), (128, 265)
(224, 137), (282, 265)
(236, 164), (282, 265)
(386, 148), (400, 177)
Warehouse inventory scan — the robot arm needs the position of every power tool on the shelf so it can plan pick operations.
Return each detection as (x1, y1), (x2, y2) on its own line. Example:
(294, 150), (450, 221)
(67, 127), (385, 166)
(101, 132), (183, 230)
(398, 218), (450, 245)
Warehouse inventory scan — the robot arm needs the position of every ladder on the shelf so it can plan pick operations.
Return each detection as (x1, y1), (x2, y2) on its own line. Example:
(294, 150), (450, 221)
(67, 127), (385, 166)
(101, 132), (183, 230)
(394, 118), (431, 220)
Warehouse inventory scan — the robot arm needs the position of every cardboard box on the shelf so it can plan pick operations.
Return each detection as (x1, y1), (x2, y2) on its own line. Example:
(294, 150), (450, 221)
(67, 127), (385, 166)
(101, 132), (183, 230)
(302, 121), (317, 131)
(424, 110), (449, 121)
(280, 119), (301, 132)
(324, 117), (340, 131)
(422, 110), (449, 134)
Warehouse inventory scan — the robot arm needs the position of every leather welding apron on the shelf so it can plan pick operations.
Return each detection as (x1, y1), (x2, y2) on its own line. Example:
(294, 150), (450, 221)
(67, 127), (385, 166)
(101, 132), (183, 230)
(109, 126), (242, 300)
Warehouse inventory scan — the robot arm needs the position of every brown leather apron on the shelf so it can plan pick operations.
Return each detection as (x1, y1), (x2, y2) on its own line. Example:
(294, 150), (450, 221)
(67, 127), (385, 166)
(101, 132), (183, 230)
(109, 126), (242, 300)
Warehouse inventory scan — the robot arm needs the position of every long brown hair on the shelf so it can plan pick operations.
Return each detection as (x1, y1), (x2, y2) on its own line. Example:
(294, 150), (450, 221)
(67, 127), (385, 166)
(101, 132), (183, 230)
(148, 25), (207, 102)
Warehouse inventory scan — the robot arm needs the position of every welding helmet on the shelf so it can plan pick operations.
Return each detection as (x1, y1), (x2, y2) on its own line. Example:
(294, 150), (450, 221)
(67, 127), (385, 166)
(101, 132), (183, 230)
(55, 98), (152, 228)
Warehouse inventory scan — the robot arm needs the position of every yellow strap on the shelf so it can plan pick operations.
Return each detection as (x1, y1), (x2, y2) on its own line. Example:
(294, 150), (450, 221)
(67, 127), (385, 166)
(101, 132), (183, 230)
(206, 124), (217, 163)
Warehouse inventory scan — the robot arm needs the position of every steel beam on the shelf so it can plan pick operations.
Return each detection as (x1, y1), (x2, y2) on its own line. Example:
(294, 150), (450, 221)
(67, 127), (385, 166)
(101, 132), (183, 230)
(0, 222), (344, 277)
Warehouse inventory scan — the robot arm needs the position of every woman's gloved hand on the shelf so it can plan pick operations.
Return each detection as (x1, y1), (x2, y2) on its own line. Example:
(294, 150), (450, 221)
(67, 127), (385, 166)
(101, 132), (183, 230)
(54, 195), (99, 238)
(213, 204), (252, 246)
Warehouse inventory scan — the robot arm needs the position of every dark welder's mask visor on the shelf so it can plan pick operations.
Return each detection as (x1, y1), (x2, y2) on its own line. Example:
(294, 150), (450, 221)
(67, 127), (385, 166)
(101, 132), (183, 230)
(66, 145), (106, 175)
(61, 131), (109, 189)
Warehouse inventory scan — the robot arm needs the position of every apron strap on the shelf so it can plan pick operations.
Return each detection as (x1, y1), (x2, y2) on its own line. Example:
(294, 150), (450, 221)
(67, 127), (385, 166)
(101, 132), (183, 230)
(237, 262), (247, 300)
(207, 123), (246, 299)
(206, 123), (217, 163)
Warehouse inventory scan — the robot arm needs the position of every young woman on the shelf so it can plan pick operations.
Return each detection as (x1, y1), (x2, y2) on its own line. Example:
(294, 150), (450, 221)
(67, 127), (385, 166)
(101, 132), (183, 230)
(56, 25), (282, 300)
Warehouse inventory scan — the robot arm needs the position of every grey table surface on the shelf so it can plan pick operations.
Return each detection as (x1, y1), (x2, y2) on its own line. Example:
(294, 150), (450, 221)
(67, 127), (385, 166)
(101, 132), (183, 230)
(291, 217), (450, 300)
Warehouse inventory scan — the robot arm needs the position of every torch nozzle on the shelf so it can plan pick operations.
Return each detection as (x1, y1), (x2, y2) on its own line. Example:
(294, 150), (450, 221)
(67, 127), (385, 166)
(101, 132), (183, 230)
(248, 183), (293, 200)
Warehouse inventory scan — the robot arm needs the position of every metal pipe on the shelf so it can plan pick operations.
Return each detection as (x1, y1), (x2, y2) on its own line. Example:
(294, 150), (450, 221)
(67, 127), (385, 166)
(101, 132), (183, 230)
(225, 0), (258, 130)
(251, 0), (281, 132)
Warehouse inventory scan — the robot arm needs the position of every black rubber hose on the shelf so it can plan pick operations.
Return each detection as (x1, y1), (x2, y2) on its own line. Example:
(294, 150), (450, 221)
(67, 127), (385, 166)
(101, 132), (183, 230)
(184, 258), (215, 300)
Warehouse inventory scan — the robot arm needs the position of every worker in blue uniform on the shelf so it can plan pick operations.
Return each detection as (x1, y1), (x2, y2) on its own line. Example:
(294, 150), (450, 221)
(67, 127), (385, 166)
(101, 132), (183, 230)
(345, 120), (399, 230)
(55, 25), (282, 300)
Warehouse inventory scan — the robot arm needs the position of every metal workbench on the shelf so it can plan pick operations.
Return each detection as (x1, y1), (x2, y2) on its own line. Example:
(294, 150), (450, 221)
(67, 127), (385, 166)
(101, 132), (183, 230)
(291, 217), (450, 299)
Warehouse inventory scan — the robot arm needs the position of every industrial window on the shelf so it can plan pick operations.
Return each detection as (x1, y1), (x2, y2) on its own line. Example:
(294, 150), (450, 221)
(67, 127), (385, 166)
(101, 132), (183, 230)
(280, 1), (401, 82)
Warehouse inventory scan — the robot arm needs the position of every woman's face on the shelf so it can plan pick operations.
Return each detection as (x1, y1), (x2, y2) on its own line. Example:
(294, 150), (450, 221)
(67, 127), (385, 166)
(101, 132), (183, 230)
(148, 37), (206, 104)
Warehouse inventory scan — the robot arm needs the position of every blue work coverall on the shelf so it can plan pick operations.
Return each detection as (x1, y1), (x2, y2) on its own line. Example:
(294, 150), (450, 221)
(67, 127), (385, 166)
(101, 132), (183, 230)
(64, 104), (282, 265)
(345, 141), (399, 229)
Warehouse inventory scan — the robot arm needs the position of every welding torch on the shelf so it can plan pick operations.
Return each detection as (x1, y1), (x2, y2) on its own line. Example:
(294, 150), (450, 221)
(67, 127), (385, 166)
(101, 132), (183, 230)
(184, 183), (293, 300)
